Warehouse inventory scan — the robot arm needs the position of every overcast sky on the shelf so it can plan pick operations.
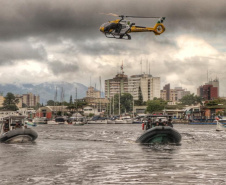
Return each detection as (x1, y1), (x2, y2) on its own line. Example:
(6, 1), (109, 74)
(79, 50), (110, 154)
(1, 0), (226, 96)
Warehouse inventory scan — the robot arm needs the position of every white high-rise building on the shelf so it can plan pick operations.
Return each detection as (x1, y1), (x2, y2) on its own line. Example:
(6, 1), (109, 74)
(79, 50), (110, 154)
(128, 74), (160, 101)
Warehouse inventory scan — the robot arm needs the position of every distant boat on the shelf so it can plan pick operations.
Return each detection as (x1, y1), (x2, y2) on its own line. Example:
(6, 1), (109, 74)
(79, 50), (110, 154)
(216, 118), (226, 131)
(0, 115), (38, 143)
(33, 117), (47, 124)
(25, 119), (37, 127)
(68, 117), (86, 126)
(55, 117), (66, 124)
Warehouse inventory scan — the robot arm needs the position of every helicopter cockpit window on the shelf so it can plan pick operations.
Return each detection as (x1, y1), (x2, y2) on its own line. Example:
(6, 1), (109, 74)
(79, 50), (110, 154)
(104, 23), (117, 32)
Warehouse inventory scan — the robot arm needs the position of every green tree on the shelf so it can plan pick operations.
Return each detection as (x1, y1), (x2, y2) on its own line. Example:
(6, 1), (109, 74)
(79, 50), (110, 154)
(69, 95), (73, 104)
(22, 103), (27, 108)
(180, 93), (202, 106)
(3, 92), (19, 111)
(120, 93), (133, 113)
(146, 98), (167, 113)
(112, 93), (133, 114)
(47, 100), (55, 106)
(134, 86), (143, 106)
(205, 98), (226, 106)
(34, 103), (42, 110)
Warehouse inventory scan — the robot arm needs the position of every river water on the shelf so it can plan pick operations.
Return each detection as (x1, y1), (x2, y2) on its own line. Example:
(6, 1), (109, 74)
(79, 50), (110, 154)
(0, 124), (226, 185)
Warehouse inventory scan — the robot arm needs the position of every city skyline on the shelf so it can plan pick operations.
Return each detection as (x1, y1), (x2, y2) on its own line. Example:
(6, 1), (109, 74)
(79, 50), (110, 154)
(0, 1), (226, 96)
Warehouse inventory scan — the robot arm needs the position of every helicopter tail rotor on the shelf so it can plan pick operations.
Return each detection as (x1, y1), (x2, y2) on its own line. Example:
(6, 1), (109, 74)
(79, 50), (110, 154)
(157, 17), (166, 23)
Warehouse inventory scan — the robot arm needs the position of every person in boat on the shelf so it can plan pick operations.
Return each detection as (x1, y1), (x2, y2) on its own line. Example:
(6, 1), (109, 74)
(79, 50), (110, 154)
(167, 118), (173, 127)
(163, 121), (167, 126)
(3, 120), (10, 132)
(158, 119), (163, 126)
(154, 121), (159, 126)
(145, 118), (152, 130)
(15, 121), (21, 129)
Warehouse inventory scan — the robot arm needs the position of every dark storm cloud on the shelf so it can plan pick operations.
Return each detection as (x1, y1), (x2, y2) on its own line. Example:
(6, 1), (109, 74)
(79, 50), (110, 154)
(0, 40), (46, 64)
(48, 60), (79, 75)
(1, 0), (226, 42)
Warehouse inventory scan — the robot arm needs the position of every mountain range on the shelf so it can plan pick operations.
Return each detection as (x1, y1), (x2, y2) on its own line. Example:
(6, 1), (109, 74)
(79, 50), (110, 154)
(0, 82), (89, 104)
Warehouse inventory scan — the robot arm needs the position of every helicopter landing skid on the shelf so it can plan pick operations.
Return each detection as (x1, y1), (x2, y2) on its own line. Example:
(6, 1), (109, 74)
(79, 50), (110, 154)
(105, 33), (131, 40)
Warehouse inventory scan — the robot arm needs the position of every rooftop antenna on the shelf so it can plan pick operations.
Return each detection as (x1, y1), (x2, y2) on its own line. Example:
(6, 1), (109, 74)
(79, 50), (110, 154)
(90, 76), (91, 87)
(140, 59), (142, 75)
(121, 60), (124, 74)
(99, 76), (102, 98)
(207, 70), (208, 82)
(149, 60), (150, 75)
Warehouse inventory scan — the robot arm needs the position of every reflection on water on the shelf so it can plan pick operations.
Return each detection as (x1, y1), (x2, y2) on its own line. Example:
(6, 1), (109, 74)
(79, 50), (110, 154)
(0, 124), (226, 184)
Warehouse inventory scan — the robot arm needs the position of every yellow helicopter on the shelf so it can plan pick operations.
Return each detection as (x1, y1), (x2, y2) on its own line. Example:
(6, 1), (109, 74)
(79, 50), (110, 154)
(100, 13), (166, 40)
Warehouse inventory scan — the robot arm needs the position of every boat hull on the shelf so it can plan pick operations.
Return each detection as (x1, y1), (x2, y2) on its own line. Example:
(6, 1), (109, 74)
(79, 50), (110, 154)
(136, 126), (181, 145)
(0, 128), (38, 143)
(73, 122), (84, 126)
(216, 121), (226, 131)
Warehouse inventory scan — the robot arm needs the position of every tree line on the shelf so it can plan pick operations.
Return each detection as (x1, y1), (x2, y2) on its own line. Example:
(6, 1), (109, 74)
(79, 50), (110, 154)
(2, 91), (226, 115)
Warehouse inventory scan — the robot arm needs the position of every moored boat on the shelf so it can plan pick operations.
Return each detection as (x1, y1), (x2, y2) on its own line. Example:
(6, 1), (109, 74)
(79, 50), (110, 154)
(216, 118), (226, 131)
(0, 116), (38, 143)
(33, 117), (47, 124)
(25, 118), (37, 127)
(68, 117), (86, 126)
(55, 117), (66, 124)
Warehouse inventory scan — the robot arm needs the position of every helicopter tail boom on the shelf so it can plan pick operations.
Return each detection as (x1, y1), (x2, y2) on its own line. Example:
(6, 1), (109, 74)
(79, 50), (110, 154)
(129, 23), (165, 35)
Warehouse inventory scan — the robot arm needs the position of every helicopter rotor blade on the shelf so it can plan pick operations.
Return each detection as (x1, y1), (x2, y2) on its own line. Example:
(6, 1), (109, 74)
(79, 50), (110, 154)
(99, 13), (119, 17)
(125, 16), (162, 18)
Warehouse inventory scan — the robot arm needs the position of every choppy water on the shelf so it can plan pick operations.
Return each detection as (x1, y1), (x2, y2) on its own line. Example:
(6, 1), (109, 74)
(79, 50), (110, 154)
(0, 124), (226, 185)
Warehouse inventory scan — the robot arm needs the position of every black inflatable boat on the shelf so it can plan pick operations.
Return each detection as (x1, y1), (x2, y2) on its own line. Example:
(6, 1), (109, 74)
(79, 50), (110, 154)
(136, 115), (181, 145)
(136, 126), (181, 144)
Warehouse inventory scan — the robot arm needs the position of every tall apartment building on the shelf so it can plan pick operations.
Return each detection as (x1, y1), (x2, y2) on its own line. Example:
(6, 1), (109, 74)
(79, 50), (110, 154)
(86, 86), (101, 98)
(128, 74), (160, 101)
(105, 73), (128, 99)
(197, 78), (219, 100)
(22, 93), (40, 107)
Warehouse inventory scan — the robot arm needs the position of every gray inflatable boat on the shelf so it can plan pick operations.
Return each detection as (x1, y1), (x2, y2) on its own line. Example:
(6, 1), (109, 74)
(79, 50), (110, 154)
(0, 115), (38, 143)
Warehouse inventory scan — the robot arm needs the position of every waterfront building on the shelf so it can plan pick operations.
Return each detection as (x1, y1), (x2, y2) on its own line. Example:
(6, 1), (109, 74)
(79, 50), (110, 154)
(83, 106), (100, 116)
(86, 86), (101, 98)
(128, 74), (160, 101)
(0, 95), (4, 107)
(197, 78), (219, 100)
(36, 106), (68, 119)
(83, 97), (109, 114)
